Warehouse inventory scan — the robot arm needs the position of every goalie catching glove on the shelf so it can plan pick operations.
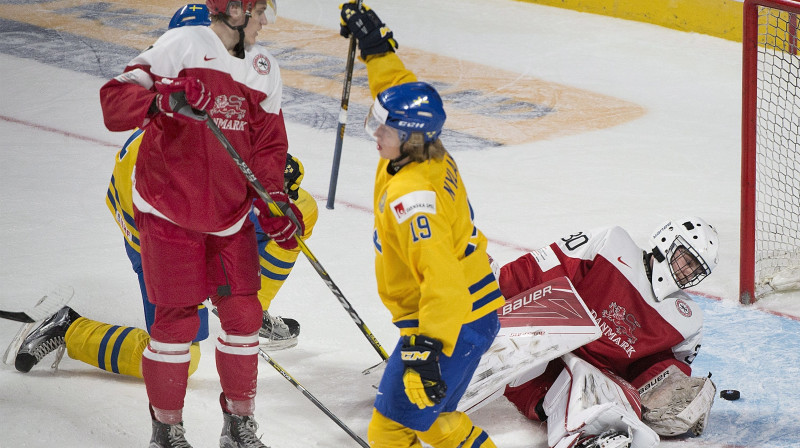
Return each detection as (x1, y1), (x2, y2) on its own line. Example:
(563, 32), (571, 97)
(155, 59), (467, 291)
(254, 191), (304, 251)
(639, 365), (716, 437)
(400, 334), (446, 409)
(154, 76), (212, 122)
(339, 2), (398, 59)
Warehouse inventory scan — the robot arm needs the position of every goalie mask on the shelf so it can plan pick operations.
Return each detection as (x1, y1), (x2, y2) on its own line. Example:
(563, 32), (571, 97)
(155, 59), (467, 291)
(364, 81), (446, 144)
(648, 217), (719, 301)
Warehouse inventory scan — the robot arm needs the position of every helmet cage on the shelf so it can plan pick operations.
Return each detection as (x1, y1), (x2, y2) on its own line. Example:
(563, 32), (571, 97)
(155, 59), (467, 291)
(649, 217), (718, 301)
(666, 236), (712, 289)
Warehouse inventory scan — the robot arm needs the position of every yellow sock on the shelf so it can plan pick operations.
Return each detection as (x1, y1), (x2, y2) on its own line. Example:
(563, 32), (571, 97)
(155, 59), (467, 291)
(65, 317), (202, 378)
(367, 408), (422, 448)
(418, 412), (496, 448)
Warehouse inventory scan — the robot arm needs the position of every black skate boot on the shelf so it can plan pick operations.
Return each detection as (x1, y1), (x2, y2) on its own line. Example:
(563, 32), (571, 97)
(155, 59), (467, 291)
(258, 310), (299, 350)
(575, 429), (632, 448)
(220, 394), (269, 448)
(15, 306), (81, 372)
(150, 419), (193, 448)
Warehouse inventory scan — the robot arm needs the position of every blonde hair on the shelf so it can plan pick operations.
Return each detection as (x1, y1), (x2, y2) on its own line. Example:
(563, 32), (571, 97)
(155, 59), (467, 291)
(401, 133), (447, 162)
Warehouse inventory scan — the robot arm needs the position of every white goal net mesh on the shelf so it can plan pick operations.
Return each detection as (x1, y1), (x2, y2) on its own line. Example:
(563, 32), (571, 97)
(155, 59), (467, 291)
(752, 5), (800, 297)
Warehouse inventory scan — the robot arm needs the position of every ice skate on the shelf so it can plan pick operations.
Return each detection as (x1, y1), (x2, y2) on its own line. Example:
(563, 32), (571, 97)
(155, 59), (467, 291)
(14, 306), (81, 372)
(150, 419), (193, 448)
(220, 398), (269, 448)
(258, 310), (299, 350)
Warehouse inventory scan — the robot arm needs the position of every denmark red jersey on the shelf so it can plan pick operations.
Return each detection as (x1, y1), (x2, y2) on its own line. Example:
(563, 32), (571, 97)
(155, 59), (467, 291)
(99, 26), (287, 234)
(498, 226), (703, 388)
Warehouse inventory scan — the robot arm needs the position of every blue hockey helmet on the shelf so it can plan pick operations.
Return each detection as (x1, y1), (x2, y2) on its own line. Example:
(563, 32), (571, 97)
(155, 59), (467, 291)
(364, 81), (446, 144)
(169, 4), (211, 29)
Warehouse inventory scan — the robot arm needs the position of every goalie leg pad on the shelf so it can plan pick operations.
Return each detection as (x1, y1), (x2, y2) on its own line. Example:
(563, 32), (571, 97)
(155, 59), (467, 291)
(543, 354), (659, 448)
(639, 365), (716, 437)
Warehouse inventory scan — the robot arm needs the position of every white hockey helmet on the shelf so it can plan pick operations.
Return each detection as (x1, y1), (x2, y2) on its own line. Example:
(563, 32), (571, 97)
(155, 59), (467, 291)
(648, 217), (719, 301)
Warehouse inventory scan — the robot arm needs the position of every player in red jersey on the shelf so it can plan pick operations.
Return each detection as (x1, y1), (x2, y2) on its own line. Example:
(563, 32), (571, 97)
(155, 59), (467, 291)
(99, 1), (297, 446)
(498, 217), (719, 448)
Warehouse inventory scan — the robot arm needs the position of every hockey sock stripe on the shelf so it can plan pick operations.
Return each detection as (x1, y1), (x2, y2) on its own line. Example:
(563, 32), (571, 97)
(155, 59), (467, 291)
(97, 325), (120, 371)
(97, 325), (136, 373)
(216, 337), (259, 356)
(108, 326), (135, 374)
(473, 430), (489, 447)
(260, 250), (296, 270)
(217, 331), (259, 345)
(144, 341), (192, 363)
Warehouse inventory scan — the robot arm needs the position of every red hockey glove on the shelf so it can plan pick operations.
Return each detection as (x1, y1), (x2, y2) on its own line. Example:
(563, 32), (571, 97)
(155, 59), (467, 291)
(155, 77), (212, 122)
(400, 334), (447, 409)
(254, 192), (305, 250)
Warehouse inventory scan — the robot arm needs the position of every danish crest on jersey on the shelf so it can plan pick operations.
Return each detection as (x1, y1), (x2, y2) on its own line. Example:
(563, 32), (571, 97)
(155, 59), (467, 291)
(210, 95), (246, 119)
(209, 95), (248, 131)
(600, 302), (641, 354)
(253, 54), (271, 75)
(390, 191), (436, 224)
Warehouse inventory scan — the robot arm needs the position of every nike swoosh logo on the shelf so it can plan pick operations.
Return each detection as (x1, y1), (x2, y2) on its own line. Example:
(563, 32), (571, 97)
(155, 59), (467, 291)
(204, 56), (215, 61)
(617, 256), (631, 268)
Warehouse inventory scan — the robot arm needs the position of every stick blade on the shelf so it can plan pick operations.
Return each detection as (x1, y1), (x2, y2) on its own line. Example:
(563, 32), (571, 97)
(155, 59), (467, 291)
(23, 286), (74, 322)
(0, 286), (75, 323)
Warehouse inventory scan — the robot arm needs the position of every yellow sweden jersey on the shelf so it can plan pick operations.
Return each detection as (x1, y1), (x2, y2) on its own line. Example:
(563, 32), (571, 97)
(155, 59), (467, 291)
(106, 128), (143, 251)
(372, 153), (504, 356)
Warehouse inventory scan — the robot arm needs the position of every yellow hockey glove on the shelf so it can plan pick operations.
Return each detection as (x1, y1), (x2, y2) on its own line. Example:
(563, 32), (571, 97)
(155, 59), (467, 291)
(400, 334), (446, 409)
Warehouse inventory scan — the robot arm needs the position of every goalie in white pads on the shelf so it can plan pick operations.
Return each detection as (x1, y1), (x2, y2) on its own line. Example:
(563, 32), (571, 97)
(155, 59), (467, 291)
(498, 218), (719, 448)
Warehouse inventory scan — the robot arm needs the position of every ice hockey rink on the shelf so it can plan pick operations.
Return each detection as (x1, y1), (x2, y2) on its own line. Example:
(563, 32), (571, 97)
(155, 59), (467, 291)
(1, 0), (799, 446)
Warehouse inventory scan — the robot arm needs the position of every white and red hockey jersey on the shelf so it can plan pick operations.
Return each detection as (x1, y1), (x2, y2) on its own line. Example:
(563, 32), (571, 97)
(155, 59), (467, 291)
(498, 226), (703, 389)
(100, 25), (287, 234)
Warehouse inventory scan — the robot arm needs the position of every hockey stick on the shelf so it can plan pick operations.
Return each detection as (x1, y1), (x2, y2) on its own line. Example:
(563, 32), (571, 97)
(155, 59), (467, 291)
(0, 286), (74, 323)
(209, 308), (369, 447)
(258, 349), (369, 447)
(204, 115), (389, 361)
(326, 0), (364, 210)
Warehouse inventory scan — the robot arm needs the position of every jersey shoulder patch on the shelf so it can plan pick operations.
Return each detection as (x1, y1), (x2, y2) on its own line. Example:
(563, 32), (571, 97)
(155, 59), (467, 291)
(389, 190), (436, 224)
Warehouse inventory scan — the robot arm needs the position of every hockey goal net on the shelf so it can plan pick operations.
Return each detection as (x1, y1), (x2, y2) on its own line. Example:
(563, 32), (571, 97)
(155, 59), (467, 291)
(741, 0), (800, 303)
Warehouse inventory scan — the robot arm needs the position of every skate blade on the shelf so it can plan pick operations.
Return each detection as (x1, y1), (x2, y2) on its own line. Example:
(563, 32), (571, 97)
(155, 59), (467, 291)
(3, 321), (36, 365)
(259, 337), (298, 351)
(362, 359), (387, 376)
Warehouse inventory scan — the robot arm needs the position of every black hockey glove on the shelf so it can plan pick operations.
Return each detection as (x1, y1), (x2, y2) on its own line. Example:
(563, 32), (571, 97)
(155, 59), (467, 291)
(339, 2), (398, 59)
(400, 334), (446, 409)
(284, 153), (304, 201)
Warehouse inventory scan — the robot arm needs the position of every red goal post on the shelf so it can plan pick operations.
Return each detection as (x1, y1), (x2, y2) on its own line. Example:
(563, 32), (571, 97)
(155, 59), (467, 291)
(741, 0), (800, 304)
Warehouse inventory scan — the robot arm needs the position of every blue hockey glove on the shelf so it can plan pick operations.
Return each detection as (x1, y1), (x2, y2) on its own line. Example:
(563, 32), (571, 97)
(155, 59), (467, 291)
(339, 2), (398, 58)
(400, 334), (446, 409)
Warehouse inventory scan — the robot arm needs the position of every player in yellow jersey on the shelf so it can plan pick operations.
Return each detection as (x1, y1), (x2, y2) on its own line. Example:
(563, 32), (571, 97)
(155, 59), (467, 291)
(340, 3), (504, 448)
(13, 4), (317, 380)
